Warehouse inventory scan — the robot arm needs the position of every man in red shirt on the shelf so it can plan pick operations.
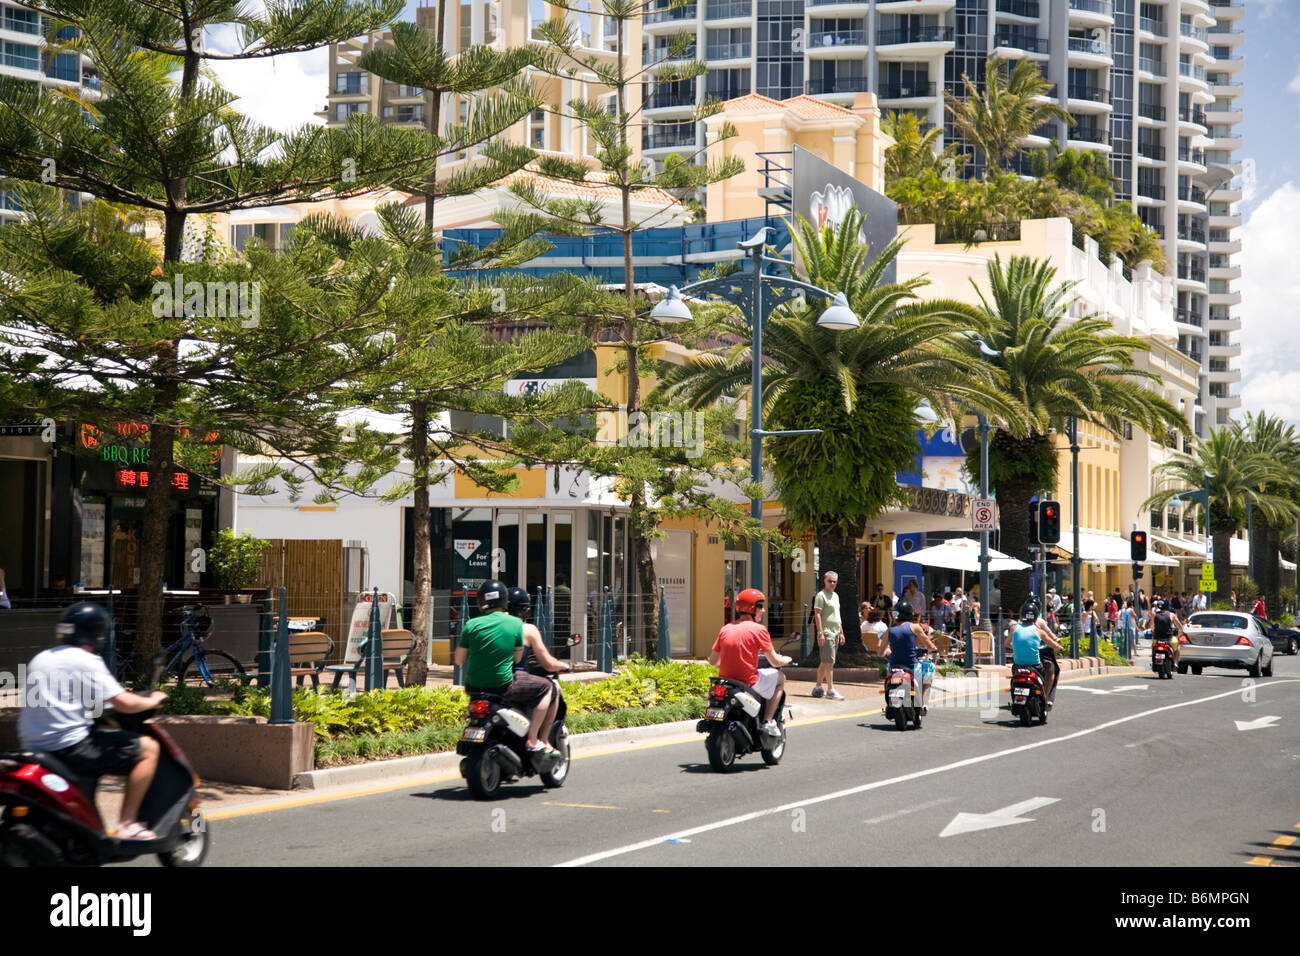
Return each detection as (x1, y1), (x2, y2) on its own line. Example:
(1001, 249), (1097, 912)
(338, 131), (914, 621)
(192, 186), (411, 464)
(708, 588), (791, 736)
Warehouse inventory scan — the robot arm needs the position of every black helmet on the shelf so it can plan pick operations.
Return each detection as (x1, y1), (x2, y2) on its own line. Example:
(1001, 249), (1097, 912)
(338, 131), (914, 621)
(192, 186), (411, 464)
(1020, 599), (1040, 624)
(478, 579), (509, 612)
(1153, 597), (1167, 611)
(56, 602), (111, 653)
(894, 601), (914, 622)
(507, 587), (531, 619)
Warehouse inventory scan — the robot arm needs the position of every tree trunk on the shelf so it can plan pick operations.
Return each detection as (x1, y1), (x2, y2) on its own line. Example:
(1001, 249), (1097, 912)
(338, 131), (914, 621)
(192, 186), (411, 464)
(818, 524), (862, 653)
(1212, 527), (1232, 604)
(1255, 523), (1281, 618)
(405, 400), (432, 686)
(991, 470), (1039, 625)
(136, 416), (176, 675)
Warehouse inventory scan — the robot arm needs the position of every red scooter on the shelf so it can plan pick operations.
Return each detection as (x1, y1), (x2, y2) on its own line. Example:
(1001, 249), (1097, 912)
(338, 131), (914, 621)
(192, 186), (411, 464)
(0, 676), (209, 867)
(1151, 639), (1176, 680)
(1010, 664), (1048, 725)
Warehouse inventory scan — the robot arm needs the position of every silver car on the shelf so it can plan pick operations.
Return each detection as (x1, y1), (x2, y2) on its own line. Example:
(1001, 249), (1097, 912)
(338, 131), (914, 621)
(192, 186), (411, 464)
(1179, 611), (1275, 677)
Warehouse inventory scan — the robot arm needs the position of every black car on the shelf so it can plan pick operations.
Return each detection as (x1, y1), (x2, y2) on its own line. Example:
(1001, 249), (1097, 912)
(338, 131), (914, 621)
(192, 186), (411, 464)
(1254, 616), (1300, 656)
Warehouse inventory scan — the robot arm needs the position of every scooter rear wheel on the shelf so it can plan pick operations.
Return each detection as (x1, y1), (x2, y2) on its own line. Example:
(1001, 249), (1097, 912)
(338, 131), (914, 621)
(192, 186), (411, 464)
(159, 810), (209, 867)
(706, 728), (736, 772)
(911, 708), (923, 730)
(893, 710), (907, 731)
(1037, 699), (1048, 725)
(1019, 707), (1032, 727)
(540, 726), (570, 788)
(465, 749), (502, 799)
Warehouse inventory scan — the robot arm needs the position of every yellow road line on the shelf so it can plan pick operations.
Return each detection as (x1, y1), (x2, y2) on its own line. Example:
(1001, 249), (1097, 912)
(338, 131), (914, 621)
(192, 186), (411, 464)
(543, 801), (621, 810)
(652, 809), (670, 813)
(1246, 855), (1273, 866)
(1269, 835), (1296, 849)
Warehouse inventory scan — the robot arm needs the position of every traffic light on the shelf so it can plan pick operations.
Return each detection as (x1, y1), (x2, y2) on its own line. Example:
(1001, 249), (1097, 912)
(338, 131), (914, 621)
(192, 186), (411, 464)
(1038, 500), (1061, 544)
(1029, 501), (1039, 543)
(1131, 531), (1148, 563)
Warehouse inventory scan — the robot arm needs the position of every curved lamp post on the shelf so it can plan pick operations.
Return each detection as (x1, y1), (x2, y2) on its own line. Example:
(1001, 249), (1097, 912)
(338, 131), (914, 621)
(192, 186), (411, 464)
(652, 228), (863, 589)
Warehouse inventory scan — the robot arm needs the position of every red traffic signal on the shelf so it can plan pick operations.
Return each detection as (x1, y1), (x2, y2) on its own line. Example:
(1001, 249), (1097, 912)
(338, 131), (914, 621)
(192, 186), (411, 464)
(1131, 531), (1148, 563)
(1038, 500), (1061, 544)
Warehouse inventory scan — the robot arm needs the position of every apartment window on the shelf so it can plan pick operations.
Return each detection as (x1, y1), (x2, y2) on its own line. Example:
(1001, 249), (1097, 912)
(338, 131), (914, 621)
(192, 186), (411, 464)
(529, 107), (547, 149)
(573, 0), (592, 47)
(231, 223), (295, 253)
(459, 0), (472, 50)
(706, 67), (749, 100)
(3, 43), (39, 71)
(386, 104), (425, 123)
(706, 27), (749, 59)
(335, 102), (369, 121)
(486, 1), (499, 43)
(4, 7), (38, 33)
(601, 2), (620, 51)
(45, 52), (79, 82)
(530, 0), (548, 40)
(398, 84), (423, 97)
(880, 62), (932, 97)
(335, 72), (369, 95)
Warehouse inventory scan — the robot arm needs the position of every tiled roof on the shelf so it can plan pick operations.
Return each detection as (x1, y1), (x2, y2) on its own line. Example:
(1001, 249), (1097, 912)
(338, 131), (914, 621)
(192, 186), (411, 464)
(414, 165), (680, 207)
(719, 92), (858, 120)
(720, 93), (788, 112)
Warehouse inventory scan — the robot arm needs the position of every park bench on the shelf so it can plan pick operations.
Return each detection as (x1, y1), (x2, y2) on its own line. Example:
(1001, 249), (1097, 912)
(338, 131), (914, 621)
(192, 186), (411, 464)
(325, 628), (414, 690)
(287, 631), (334, 689)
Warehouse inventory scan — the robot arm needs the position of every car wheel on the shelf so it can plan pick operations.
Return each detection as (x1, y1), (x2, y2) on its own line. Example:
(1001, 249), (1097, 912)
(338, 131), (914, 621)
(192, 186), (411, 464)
(1263, 655), (1273, 678)
(1289, 637), (1298, 656)
(1246, 655), (1261, 679)
(1176, 663), (1188, 675)
(1191, 665), (1202, 676)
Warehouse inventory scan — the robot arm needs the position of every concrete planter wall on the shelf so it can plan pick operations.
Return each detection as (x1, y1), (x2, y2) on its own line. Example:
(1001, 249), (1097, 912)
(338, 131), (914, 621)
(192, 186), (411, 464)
(157, 715), (315, 790)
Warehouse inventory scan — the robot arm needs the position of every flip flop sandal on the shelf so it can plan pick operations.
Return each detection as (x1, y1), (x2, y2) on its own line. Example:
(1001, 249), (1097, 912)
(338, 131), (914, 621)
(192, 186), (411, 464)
(115, 822), (157, 841)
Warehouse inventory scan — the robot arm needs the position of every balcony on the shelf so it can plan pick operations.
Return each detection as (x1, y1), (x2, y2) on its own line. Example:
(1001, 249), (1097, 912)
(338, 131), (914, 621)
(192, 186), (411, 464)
(1179, 22), (1208, 44)
(1177, 224), (1207, 243)
(1138, 17), (1167, 37)
(807, 30), (867, 57)
(647, 43), (697, 66)
(993, 29), (1048, 54)
(1178, 106), (1207, 127)
(805, 74), (867, 96)
(1137, 182), (1165, 201)
(1069, 0), (1114, 22)
(1067, 35), (1111, 58)
(644, 3), (698, 26)
(1067, 124), (1110, 147)
(1175, 308), (1202, 328)
(1067, 84), (1110, 106)
(705, 42), (751, 60)
(996, 0), (1039, 15)
(645, 87), (698, 112)
(1137, 141), (1165, 160)
(1137, 102), (1166, 122)
(1179, 62), (1208, 83)
(1138, 57), (1166, 77)
(1178, 145), (1206, 166)
(706, 83), (752, 101)
(642, 122), (699, 151)
(1177, 264), (1207, 283)
(704, 0), (750, 19)
(876, 26), (955, 51)
(878, 81), (938, 99)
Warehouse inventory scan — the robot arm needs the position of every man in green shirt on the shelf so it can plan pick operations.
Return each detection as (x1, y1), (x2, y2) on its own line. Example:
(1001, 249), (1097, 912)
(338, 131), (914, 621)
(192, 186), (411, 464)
(813, 570), (845, 700)
(455, 580), (556, 754)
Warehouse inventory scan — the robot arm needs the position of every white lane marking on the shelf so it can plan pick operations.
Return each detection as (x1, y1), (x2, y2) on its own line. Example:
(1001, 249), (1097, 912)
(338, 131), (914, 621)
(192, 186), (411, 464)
(1124, 734), (1170, 749)
(555, 679), (1300, 867)
(939, 797), (1060, 838)
(863, 796), (956, 825)
(1057, 685), (1111, 695)
(1235, 716), (1281, 731)
(1111, 685), (1150, 692)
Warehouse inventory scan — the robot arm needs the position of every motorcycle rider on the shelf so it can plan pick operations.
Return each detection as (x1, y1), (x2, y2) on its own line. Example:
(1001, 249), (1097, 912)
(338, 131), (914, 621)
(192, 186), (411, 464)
(507, 587), (570, 746)
(17, 602), (169, 840)
(878, 601), (938, 709)
(1007, 599), (1063, 709)
(1150, 597), (1183, 665)
(455, 580), (556, 755)
(708, 588), (791, 736)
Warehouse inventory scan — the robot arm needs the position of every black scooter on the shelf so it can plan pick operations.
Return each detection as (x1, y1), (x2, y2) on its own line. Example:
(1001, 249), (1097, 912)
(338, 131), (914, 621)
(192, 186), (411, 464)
(0, 659), (208, 867)
(697, 663), (787, 772)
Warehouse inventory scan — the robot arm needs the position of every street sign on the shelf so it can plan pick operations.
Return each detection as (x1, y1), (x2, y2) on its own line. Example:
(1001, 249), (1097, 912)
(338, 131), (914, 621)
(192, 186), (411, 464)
(1200, 573), (1217, 592)
(971, 498), (996, 531)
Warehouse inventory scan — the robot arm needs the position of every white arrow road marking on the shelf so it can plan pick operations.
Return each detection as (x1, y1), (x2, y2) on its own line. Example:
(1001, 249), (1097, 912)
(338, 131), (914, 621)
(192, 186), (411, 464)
(1111, 685), (1150, 692)
(1234, 716), (1281, 731)
(939, 797), (1060, 838)
(1058, 685), (1111, 695)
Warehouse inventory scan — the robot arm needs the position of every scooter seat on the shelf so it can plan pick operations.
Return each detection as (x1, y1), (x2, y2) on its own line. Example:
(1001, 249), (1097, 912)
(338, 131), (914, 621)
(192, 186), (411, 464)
(4, 751), (97, 797)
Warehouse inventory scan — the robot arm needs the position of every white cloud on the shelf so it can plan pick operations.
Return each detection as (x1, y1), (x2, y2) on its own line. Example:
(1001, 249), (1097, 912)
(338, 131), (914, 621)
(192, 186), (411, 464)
(1239, 182), (1300, 428)
(206, 23), (330, 133)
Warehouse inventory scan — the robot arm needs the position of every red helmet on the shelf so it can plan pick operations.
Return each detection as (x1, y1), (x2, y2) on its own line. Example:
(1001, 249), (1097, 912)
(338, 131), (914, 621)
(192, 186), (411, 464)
(735, 588), (766, 616)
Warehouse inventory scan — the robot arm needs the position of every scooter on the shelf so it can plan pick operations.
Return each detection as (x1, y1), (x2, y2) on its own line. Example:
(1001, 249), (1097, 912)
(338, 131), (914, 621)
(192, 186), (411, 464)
(457, 638), (580, 800)
(884, 649), (930, 731)
(1151, 638), (1176, 679)
(1009, 664), (1049, 726)
(697, 664), (788, 772)
(0, 660), (208, 867)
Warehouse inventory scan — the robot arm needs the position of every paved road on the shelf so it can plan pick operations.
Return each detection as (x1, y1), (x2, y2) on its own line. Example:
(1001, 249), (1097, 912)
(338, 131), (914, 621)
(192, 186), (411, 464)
(158, 657), (1300, 867)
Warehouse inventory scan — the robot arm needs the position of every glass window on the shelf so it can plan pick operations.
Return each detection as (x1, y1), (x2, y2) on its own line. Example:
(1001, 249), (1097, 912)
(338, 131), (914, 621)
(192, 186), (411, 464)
(335, 72), (369, 95)
(530, 0), (548, 40)
(45, 52), (79, 82)
(3, 7), (38, 34)
(4, 43), (40, 71)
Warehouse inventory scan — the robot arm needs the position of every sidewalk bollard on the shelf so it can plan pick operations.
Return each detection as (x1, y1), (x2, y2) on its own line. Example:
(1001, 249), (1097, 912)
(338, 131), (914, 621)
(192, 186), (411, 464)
(270, 586), (293, 724)
(599, 586), (613, 673)
(453, 590), (469, 686)
(365, 585), (382, 692)
(542, 585), (554, 650)
(657, 586), (670, 661)
(800, 603), (809, 661)
(535, 585), (545, 646)
(996, 608), (1004, 666)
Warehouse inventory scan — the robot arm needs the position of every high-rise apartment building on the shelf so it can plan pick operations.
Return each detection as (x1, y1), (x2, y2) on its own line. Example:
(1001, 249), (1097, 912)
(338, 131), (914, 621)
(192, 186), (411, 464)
(640, 0), (1243, 437)
(0, 0), (102, 225)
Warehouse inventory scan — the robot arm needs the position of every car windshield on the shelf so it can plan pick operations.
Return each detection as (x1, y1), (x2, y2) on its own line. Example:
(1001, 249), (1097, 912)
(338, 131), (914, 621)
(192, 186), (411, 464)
(1187, 614), (1247, 629)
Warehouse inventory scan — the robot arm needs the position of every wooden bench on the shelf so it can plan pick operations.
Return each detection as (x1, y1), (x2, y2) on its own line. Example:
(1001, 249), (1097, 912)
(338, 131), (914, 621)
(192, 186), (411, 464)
(326, 628), (414, 690)
(287, 631), (333, 689)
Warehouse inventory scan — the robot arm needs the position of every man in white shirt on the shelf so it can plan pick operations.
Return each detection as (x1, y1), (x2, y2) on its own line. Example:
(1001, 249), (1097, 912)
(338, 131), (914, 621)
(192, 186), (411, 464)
(19, 603), (168, 840)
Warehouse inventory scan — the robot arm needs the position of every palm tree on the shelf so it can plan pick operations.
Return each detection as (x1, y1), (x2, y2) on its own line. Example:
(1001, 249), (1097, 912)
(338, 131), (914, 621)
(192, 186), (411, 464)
(970, 255), (1186, 618)
(946, 57), (1073, 173)
(654, 211), (1021, 650)
(1144, 426), (1298, 604)
(881, 111), (964, 184)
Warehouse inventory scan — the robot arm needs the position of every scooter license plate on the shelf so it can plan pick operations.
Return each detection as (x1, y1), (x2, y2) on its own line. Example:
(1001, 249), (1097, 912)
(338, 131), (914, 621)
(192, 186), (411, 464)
(1154, 654), (1165, 661)
(461, 727), (487, 742)
(1013, 688), (1029, 697)
(705, 708), (727, 721)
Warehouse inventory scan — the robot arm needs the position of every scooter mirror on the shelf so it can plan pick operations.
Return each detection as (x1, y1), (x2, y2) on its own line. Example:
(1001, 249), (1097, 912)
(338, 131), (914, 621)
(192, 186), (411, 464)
(566, 635), (582, 647)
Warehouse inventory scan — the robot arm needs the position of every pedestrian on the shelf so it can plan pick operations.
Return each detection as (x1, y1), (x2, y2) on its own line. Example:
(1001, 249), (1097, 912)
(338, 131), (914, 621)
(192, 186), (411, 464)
(872, 582), (893, 626)
(1119, 599), (1136, 654)
(861, 604), (887, 656)
(1251, 594), (1266, 619)
(1105, 592), (1119, 637)
(990, 578), (1002, 619)
(901, 577), (920, 609)
(812, 571), (844, 700)
(929, 591), (946, 632)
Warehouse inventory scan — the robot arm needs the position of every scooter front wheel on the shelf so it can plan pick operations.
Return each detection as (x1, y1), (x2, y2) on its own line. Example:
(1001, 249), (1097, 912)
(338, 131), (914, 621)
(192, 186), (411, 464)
(893, 709), (907, 731)
(159, 809), (209, 867)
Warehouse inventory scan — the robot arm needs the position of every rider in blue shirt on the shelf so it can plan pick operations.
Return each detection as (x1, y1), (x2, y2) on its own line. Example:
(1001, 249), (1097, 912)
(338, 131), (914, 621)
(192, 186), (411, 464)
(1008, 599), (1063, 707)
(879, 601), (938, 708)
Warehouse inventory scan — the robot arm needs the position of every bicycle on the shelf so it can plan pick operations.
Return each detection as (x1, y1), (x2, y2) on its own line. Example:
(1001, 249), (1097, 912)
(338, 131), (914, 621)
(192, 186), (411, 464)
(115, 604), (249, 687)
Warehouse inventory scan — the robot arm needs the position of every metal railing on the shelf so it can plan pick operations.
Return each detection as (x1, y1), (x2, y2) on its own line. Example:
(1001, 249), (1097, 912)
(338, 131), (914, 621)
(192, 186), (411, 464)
(1138, 101), (1165, 121)
(877, 26), (955, 45)
(1175, 308), (1202, 327)
(1068, 125), (1109, 144)
(1067, 84), (1109, 103)
(705, 42), (751, 59)
(805, 74), (866, 95)
(1178, 145), (1206, 164)
(645, 3), (698, 24)
(996, 0), (1039, 16)
(994, 30), (1048, 53)
(1180, 22), (1207, 43)
(706, 83), (751, 100)
(1138, 16), (1167, 37)
(1068, 36), (1111, 56)
(935, 221), (1022, 244)
(646, 88), (698, 110)
(704, 0), (750, 18)
(1179, 62), (1207, 82)
(1137, 141), (1165, 160)
(878, 81), (937, 98)
(1178, 107), (1207, 126)
(809, 29), (867, 47)
(1138, 57), (1166, 76)
(642, 122), (699, 150)
(1069, 0), (1113, 15)
(1137, 182), (1165, 200)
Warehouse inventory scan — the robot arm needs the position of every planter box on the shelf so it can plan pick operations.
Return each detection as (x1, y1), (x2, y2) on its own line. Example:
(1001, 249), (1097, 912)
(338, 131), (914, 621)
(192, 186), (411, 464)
(157, 715), (315, 790)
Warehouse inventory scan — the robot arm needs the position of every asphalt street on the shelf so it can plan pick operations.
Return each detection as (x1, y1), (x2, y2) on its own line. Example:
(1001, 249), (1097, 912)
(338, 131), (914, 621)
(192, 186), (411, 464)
(145, 656), (1300, 867)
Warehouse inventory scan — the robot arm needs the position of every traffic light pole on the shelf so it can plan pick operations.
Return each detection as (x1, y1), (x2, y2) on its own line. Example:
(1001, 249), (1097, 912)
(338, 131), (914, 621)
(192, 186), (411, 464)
(1069, 417), (1082, 660)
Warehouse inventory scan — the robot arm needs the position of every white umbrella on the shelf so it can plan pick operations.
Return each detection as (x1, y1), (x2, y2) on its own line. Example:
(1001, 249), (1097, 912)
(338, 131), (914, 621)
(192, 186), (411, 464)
(893, 536), (1031, 573)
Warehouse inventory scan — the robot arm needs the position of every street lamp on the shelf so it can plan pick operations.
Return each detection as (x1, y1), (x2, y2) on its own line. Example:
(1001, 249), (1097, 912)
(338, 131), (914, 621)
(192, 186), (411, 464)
(652, 227), (863, 590)
(965, 338), (1002, 670)
(1069, 416), (1083, 659)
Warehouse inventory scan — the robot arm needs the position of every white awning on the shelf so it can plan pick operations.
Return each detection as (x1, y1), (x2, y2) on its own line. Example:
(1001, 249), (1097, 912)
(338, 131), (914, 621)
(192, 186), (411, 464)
(1283, 556), (1297, 572)
(1054, 530), (1178, 567)
(1151, 534), (1205, 559)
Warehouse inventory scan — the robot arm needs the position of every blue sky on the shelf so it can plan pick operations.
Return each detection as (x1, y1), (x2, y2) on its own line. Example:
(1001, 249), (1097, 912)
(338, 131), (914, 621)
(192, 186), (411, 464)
(216, 0), (1290, 426)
